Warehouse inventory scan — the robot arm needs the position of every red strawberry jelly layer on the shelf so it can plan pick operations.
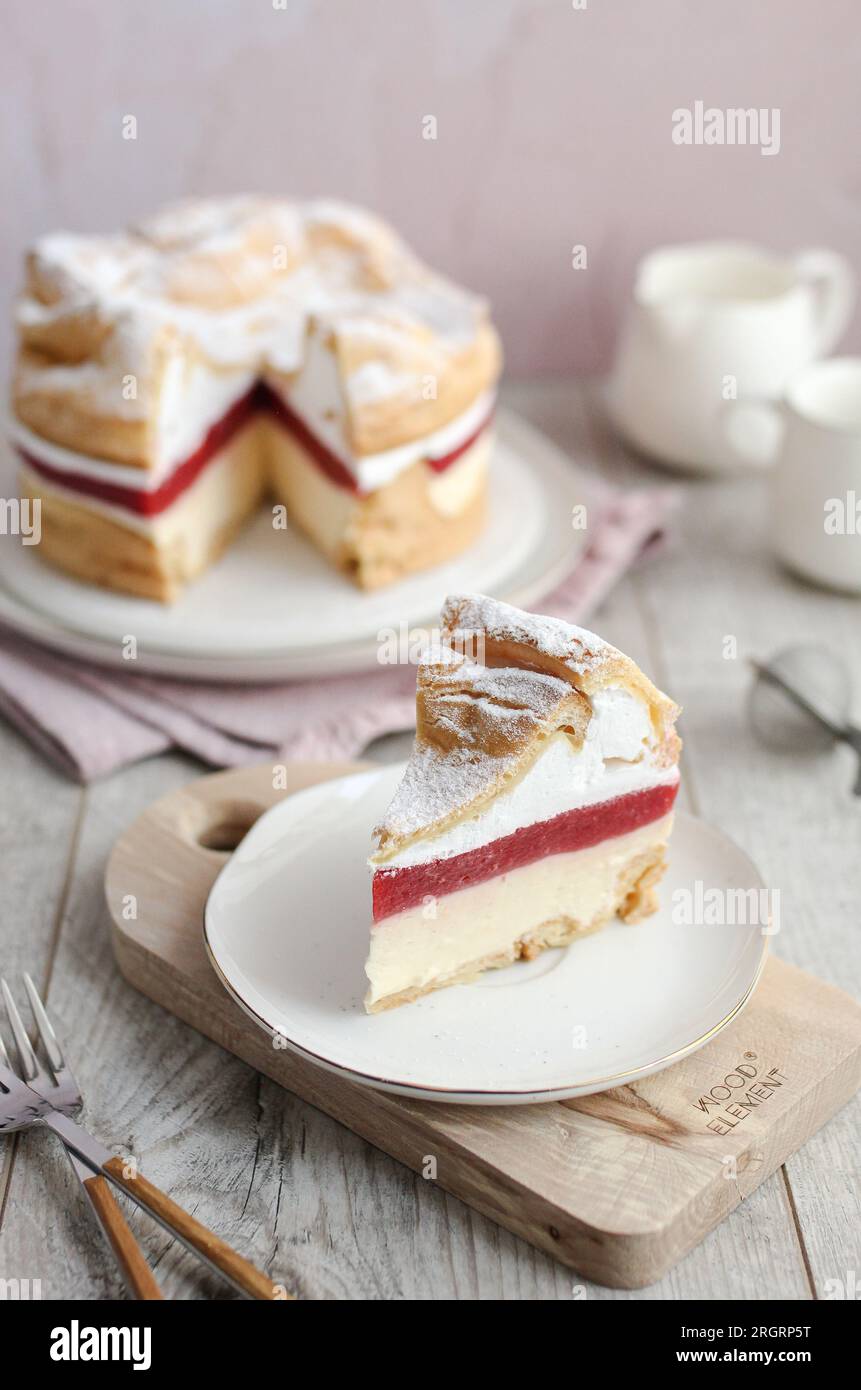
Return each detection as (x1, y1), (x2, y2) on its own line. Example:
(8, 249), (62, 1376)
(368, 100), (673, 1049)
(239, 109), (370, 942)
(372, 779), (679, 924)
(425, 405), (494, 473)
(261, 385), (360, 494)
(17, 385), (261, 518)
(18, 383), (494, 514)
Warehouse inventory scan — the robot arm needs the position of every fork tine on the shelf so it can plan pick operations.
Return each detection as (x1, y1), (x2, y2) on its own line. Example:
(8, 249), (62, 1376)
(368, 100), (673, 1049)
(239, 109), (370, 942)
(23, 973), (65, 1073)
(0, 979), (38, 1083)
(0, 1025), (10, 1070)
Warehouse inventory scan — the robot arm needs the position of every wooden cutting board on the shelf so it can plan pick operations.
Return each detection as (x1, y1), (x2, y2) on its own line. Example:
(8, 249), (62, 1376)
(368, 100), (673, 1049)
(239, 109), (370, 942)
(105, 761), (861, 1289)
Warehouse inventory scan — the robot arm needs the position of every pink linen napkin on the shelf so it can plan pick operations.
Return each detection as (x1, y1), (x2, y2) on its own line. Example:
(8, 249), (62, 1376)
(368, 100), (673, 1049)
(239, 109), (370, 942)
(0, 484), (677, 782)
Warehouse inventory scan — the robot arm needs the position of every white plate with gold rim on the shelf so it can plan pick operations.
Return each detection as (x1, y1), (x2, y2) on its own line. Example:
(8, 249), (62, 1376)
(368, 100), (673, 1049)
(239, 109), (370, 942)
(0, 411), (593, 683)
(203, 764), (770, 1104)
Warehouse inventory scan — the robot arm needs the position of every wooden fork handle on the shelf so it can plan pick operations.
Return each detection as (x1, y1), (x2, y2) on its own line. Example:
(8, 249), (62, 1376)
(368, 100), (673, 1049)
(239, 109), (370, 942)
(104, 1157), (290, 1300)
(82, 1174), (163, 1300)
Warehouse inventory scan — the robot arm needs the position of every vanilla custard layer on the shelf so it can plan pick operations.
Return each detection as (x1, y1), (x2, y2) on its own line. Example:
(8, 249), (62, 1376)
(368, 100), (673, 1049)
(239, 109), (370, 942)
(266, 422), (489, 577)
(264, 419), (358, 557)
(365, 815), (673, 1009)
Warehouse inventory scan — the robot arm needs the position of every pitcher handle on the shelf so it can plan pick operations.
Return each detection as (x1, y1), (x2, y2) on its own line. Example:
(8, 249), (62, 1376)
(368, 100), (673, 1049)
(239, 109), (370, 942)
(794, 249), (856, 357)
(713, 396), (785, 471)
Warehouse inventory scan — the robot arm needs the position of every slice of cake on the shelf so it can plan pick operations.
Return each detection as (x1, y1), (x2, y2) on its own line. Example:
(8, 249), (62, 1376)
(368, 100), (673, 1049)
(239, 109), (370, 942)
(365, 594), (681, 1012)
(11, 197), (501, 600)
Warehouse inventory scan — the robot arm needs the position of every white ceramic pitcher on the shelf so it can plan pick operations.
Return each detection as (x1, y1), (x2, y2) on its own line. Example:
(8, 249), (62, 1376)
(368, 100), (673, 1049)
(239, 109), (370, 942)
(607, 241), (856, 472)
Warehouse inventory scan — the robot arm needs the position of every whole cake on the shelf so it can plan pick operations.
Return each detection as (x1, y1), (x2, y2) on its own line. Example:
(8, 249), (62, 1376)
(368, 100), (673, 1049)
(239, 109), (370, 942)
(11, 198), (501, 600)
(365, 594), (682, 1011)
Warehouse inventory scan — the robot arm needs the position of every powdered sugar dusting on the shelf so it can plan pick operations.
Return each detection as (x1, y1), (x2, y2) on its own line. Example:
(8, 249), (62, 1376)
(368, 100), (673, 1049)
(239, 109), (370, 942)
(375, 739), (523, 845)
(376, 653), (583, 845)
(373, 595), (681, 863)
(442, 592), (616, 674)
(444, 661), (572, 711)
(16, 198), (492, 421)
(372, 594), (652, 854)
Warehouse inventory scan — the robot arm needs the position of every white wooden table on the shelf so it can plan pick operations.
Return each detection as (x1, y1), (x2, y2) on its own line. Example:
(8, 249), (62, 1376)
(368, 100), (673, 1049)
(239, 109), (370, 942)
(0, 381), (858, 1300)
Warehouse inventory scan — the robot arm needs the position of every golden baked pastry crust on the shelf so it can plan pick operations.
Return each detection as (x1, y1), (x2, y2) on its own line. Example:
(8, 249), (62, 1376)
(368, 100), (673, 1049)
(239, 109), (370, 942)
(372, 594), (682, 862)
(13, 197), (502, 469)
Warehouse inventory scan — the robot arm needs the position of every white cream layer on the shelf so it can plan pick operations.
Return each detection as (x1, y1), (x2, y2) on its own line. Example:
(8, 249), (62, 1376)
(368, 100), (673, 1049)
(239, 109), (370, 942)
(366, 816), (673, 1008)
(12, 418), (179, 492)
(383, 690), (679, 870)
(10, 368), (253, 493)
(157, 361), (256, 473)
(268, 364), (495, 493)
(20, 420), (489, 544)
(20, 444), (261, 548)
(11, 371), (494, 501)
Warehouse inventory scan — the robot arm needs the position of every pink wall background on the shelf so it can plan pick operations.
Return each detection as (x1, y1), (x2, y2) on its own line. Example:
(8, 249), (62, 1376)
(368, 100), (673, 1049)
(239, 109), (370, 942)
(3, 0), (860, 381)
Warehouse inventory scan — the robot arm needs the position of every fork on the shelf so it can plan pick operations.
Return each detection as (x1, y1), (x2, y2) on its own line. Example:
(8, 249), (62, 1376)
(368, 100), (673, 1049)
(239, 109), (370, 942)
(0, 977), (162, 1300)
(0, 975), (289, 1301)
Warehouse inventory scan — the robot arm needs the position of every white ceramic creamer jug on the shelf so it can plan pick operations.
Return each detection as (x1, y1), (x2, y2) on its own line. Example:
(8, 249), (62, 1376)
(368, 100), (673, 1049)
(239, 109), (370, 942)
(607, 241), (855, 472)
(718, 357), (861, 592)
